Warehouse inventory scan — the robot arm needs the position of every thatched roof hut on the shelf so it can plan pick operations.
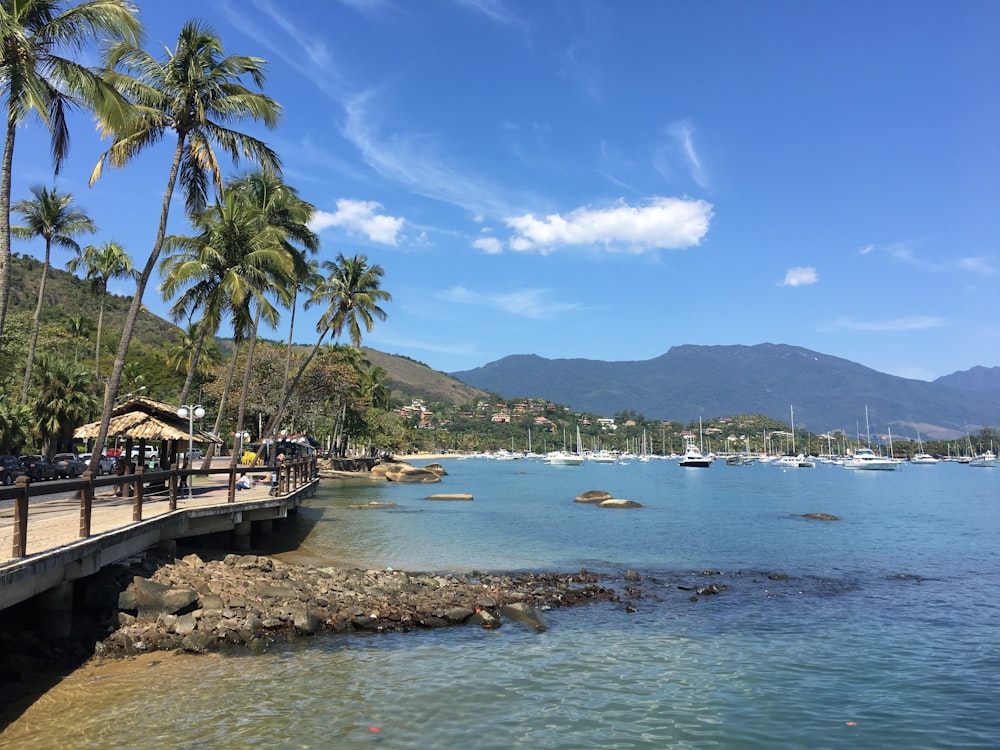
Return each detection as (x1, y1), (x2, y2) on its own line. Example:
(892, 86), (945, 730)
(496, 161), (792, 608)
(74, 396), (217, 446)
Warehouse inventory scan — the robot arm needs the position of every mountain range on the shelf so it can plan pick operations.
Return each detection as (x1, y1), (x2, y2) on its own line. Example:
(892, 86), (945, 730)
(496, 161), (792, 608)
(450, 344), (1000, 440)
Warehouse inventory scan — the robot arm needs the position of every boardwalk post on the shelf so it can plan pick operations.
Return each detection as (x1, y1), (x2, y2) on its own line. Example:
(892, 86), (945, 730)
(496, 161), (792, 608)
(169, 469), (178, 511)
(228, 466), (236, 503)
(80, 470), (94, 538)
(133, 466), (144, 521)
(12, 475), (29, 558)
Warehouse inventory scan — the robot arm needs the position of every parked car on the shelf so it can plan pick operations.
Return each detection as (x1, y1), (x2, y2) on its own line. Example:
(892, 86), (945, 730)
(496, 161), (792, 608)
(80, 452), (114, 475)
(130, 445), (159, 463)
(19, 454), (59, 482)
(1, 454), (23, 485)
(52, 452), (88, 478)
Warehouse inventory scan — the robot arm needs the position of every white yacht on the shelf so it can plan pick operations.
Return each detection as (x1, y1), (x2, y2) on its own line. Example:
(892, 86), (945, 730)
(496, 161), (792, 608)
(844, 448), (899, 471)
(678, 440), (713, 468)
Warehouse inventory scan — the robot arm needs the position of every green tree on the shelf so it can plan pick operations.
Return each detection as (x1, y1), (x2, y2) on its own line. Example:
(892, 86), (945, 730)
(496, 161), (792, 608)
(66, 240), (138, 377)
(0, 396), (31, 453)
(29, 353), (99, 454)
(0, 0), (139, 350)
(265, 254), (390, 440)
(68, 313), (94, 363)
(11, 185), (96, 403)
(86, 19), (281, 473)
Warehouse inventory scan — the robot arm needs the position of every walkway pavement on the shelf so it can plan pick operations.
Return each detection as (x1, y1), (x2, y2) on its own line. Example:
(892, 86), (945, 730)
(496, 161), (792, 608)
(0, 465), (277, 565)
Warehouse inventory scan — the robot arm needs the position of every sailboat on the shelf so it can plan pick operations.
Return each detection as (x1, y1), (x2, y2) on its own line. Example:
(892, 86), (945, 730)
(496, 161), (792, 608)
(545, 425), (583, 465)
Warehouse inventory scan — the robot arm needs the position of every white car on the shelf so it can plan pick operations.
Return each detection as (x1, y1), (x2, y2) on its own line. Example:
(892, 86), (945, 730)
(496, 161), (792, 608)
(81, 453), (114, 475)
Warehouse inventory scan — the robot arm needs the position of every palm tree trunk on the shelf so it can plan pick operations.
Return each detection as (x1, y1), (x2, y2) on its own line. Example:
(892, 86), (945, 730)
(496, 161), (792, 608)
(87, 134), (185, 474)
(20, 239), (52, 405)
(279, 286), (298, 411)
(231, 309), (262, 468)
(178, 320), (211, 404)
(0, 118), (17, 349)
(199, 338), (241, 471)
(261, 326), (329, 441)
(95, 283), (107, 378)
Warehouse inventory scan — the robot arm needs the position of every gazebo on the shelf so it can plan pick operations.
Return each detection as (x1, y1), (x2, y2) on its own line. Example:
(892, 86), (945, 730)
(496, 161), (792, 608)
(74, 396), (217, 467)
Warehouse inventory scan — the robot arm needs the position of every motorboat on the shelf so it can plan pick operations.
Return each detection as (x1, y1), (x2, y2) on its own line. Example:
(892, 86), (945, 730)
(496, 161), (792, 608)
(774, 454), (815, 468)
(910, 453), (940, 465)
(544, 450), (583, 466)
(968, 450), (997, 468)
(844, 448), (899, 471)
(678, 441), (713, 468)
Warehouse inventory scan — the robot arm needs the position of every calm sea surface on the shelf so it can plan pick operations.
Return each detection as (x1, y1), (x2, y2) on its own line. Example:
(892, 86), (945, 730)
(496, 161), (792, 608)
(2, 457), (998, 748)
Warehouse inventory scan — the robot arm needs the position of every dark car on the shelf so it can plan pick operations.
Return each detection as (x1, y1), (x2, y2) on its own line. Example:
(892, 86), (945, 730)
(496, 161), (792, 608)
(18, 454), (59, 482)
(52, 452), (88, 478)
(1, 454), (23, 485)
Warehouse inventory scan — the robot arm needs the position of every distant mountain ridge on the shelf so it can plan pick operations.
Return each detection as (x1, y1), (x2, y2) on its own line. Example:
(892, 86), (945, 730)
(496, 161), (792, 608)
(450, 344), (1000, 440)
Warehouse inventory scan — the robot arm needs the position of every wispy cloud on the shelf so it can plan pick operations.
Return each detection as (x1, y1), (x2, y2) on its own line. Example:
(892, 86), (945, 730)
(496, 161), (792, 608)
(955, 256), (995, 274)
(779, 267), (818, 287)
(342, 91), (517, 218)
(311, 198), (405, 245)
(654, 120), (709, 189)
(858, 243), (875, 255)
(452, 0), (520, 25)
(438, 286), (580, 319)
(828, 316), (946, 332)
(504, 197), (712, 255)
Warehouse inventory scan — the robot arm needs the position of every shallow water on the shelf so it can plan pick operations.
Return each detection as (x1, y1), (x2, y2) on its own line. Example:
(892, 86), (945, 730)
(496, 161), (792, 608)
(2, 458), (998, 748)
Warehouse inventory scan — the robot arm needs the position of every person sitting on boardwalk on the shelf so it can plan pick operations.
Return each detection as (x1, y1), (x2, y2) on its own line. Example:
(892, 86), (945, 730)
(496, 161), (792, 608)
(236, 473), (253, 491)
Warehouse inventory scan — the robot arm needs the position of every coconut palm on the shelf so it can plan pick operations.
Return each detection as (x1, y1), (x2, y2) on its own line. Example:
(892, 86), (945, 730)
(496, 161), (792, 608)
(86, 20), (281, 470)
(0, 396), (31, 453)
(67, 240), (138, 377)
(263, 253), (390, 440)
(12, 185), (97, 404)
(29, 353), (99, 454)
(68, 313), (94, 363)
(0, 0), (140, 350)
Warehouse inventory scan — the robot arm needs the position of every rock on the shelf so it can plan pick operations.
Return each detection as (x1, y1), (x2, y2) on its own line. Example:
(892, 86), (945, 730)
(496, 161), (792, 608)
(425, 493), (473, 501)
(422, 463), (449, 476)
(575, 490), (612, 503)
(385, 466), (442, 483)
(499, 602), (548, 632)
(624, 570), (642, 582)
(181, 631), (216, 653)
(800, 513), (840, 521)
(599, 498), (643, 508)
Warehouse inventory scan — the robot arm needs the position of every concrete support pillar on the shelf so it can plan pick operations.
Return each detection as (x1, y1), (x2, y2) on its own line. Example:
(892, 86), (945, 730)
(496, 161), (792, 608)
(256, 519), (274, 538)
(232, 518), (252, 551)
(36, 581), (74, 639)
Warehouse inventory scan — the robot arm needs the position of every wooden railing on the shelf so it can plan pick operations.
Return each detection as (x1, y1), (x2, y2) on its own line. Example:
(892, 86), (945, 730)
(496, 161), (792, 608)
(0, 456), (318, 560)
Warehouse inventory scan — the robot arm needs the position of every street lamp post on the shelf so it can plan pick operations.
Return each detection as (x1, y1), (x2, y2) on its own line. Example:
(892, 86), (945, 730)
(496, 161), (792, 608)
(177, 404), (205, 498)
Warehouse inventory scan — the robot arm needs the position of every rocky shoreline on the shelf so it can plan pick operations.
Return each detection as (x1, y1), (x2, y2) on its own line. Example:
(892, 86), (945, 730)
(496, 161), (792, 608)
(101, 553), (620, 658)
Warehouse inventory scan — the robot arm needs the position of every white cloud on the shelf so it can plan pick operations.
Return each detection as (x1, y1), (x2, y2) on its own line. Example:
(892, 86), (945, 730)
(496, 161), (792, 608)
(472, 237), (504, 255)
(453, 0), (520, 25)
(438, 286), (580, 319)
(669, 120), (708, 189)
(779, 267), (818, 287)
(311, 198), (405, 245)
(858, 243), (875, 255)
(504, 197), (712, 255)
(829, 316), (946, 331)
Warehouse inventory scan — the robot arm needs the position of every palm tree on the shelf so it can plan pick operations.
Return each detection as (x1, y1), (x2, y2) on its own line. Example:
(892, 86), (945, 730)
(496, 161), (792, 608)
(281, 258), (321, 415)
(67, 240), (138, 378)
(165, 321), (221, 381)
(0, 0), (140, 350)
(159, 172), (312, 405)
(263, 254), (390, 440)
(0, 396), (31, 453)
(86, 20), (281, 471)
(68, 313), (94, 363)
(29, 353), (99, 454)
(12, 185), (97, 404)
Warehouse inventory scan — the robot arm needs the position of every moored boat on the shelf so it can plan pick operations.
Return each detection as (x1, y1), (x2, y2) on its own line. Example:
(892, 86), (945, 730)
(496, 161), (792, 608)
(844, 447), (899, 471)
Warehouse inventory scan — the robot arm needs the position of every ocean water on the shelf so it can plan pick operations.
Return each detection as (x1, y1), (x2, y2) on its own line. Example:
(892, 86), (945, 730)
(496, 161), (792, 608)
(2, 457), (998, 749)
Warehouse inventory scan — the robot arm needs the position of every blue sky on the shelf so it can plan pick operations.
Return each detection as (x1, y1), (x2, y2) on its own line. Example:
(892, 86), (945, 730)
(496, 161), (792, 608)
(11, 0), (999, 382)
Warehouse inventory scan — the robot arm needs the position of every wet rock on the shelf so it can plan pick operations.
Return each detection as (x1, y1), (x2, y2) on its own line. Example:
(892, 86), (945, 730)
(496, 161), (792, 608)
(599, 498), (643, 508)
(800, 513), (840, 521)
(574, 490), (612, 503)
(426, 493), (473, 501)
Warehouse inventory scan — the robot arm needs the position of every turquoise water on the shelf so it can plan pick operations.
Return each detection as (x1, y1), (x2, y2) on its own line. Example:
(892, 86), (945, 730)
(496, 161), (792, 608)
(2, 458), (998, 748)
